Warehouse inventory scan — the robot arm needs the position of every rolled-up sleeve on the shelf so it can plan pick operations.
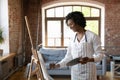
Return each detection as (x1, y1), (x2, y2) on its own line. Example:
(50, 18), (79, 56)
(93, 35), (105, 62)
(57, 46), (73, 68)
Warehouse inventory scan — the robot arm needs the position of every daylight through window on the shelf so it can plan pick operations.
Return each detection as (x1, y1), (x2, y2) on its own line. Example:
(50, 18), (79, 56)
(44, 5), (101, 48)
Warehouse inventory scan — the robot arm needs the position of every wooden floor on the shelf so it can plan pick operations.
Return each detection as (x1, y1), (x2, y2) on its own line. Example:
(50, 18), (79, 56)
(7, 66), (120, 80)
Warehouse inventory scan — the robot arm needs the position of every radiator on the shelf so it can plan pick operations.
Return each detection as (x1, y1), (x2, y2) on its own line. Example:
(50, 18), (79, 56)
(14, 54), (24, 67)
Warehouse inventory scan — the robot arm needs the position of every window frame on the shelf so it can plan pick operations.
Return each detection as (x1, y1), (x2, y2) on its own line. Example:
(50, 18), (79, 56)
(44, 5), (101, 48)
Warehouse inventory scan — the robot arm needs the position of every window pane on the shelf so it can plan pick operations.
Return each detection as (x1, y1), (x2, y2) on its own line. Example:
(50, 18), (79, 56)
(85, 20), (99, 35)
(91, 8), (100, 17)
(48, 38), (54, 46)
(73, 6), (81, 12)
(64, 6), (72, 17)
(46, 8), (55, 17)
(48, 38), (61, 46)
(82, 6), (90, 17)
(55, 38), (61, 46)
(64, 38), (70, 46)
(55, 7), (63, 17)
(47, 21), (61, 46)
(64, 20), (75, 46)
(47, 21), (61, 37)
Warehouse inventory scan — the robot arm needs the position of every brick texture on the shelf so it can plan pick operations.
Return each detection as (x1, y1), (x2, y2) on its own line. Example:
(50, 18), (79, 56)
(8, 0), (120, 63)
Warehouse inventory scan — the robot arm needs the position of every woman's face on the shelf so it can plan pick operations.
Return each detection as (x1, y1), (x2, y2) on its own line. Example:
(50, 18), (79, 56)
(67, 19), (80, 32)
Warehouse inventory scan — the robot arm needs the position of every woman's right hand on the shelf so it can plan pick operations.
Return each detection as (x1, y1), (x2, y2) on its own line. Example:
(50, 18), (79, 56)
(49, 63), (60, 69)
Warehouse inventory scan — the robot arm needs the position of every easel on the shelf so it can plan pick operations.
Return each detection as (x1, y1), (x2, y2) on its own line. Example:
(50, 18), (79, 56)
(25, 16), (44, 80)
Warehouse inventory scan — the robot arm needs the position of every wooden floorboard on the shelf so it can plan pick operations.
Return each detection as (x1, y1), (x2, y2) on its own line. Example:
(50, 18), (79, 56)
(7, 66), (120, 80)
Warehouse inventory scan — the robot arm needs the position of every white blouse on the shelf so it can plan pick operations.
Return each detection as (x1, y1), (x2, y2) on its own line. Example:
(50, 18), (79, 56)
(58, 30), (104, 80)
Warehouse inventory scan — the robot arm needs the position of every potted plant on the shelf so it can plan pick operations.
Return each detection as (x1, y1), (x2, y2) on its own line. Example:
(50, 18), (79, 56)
(0, 27), (4, 56)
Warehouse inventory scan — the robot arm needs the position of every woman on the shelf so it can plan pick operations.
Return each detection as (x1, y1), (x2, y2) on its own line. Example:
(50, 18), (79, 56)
(50, 11), (104, 80)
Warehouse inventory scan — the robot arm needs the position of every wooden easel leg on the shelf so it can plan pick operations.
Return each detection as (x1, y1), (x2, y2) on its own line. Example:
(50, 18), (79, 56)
(28, 59), (34, 80)
(36, 63), (44, 80)
(27, 57), (44, 80)
(36, 70), (41, 80)
(25, 16), (44, 80)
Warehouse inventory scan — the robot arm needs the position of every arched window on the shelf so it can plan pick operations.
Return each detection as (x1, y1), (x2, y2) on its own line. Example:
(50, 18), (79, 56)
(42, 1), (105, 48)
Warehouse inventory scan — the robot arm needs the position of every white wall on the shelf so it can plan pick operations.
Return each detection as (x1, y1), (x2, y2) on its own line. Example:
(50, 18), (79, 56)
(0, 0), (9, 55)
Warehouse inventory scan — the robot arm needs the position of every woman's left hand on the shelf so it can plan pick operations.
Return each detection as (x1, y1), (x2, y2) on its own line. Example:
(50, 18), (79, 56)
(79, 57), (89, 64)
(79, 57), (94, 64)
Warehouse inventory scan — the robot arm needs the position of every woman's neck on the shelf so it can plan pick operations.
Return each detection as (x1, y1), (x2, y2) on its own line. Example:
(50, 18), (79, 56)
(77, 29), (86, 35)
(76, 30), (86, 42)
